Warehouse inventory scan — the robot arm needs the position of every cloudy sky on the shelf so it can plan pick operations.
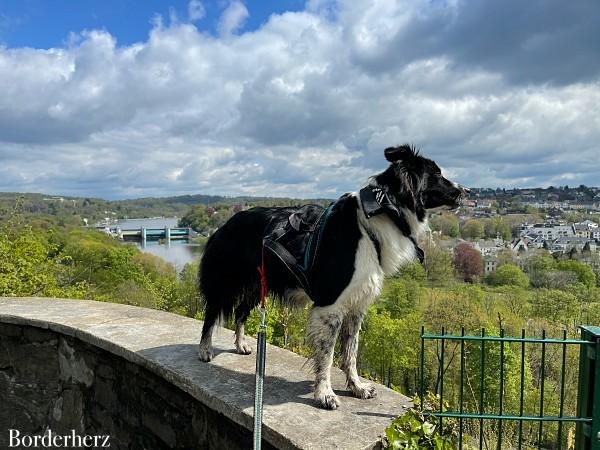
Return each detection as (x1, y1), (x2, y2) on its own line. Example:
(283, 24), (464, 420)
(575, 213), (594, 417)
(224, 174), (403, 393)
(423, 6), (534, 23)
(1, 0), (599, 199)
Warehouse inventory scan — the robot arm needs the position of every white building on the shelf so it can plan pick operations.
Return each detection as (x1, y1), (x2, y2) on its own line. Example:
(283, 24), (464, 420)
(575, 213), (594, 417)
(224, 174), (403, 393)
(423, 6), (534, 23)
(521, 223), (574, 241)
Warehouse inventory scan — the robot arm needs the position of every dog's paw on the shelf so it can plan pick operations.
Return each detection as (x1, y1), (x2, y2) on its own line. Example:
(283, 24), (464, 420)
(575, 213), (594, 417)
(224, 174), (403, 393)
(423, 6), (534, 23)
(315, 393), (340, 410)
(198, 346), (213, 362)
(235, 341), (253, 355)
(350, 382), (377, 399)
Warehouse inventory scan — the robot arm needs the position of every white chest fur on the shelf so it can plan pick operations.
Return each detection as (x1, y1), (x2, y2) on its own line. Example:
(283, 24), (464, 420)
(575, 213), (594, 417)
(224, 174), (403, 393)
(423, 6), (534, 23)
(357, 196), (427, 277)
(320, 194), (427, 316)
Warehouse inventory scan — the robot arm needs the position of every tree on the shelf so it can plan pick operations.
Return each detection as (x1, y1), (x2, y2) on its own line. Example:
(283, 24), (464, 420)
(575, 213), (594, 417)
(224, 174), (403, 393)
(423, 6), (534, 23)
(430, 214), (459, 238)
(453, 242), (483, 282)
(360, 307), (421, 388)
(397, 261), (427, 283)
(555, 259), (596, 289)
(486, 264), (529, 288)
(378, 278), (423, 319)
(178, 205), (210, 233)
(532, 289), (577, 326)
(461, 220), (484, 240)
(484, 217), (511, 240)
(0, 208), (88, 298)
(422, 240), (454, 284)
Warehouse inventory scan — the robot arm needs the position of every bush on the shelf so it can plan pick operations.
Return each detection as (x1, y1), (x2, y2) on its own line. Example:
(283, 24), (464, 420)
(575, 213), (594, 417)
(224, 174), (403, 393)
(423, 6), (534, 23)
(555, 259), (596, 289)
(486, 264), (529, 288)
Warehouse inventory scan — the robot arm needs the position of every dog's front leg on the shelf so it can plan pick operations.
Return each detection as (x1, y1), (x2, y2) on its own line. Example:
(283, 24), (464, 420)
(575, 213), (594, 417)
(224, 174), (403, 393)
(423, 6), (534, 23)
(307, 307), (342, 409)
(341, 312), (377, 399)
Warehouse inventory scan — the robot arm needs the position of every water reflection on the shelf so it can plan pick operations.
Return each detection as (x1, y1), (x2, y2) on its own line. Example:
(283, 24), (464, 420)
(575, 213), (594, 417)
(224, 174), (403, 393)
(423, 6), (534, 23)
(135, 240), (203, 271)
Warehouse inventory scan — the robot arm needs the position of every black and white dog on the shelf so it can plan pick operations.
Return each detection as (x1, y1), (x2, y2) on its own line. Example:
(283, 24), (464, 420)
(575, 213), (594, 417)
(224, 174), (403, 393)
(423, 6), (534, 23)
(197, 145), (467, 409)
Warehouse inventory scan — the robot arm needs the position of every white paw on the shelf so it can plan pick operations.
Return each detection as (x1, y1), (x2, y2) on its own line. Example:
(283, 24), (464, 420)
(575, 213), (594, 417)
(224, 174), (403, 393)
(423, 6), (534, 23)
(315, 392), (340, 410)
(235, 341), (253, 355)
(350, 382), (377, 399)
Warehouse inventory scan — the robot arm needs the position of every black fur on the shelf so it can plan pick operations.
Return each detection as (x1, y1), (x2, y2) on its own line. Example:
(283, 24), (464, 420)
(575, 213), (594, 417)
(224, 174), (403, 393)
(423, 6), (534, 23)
(197, 144), (467, 409)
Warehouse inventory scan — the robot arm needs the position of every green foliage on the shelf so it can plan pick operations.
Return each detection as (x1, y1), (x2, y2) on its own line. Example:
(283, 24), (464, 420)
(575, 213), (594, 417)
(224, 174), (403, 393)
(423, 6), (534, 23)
(3, 195), (598, 450)
(177, 262), (201, 318)
(361, 307), (421, 386)
(485, 264), (529, 287)
(179, 204), (210, 233)
(245, 300), (309, 353)
(484, 217), (512, 240)
(467, 328), (535, 416)
(0, 201), (202, 316)
(385, 393), (459, 449)
(531, 288), (577, 326)
(422, 240), (455, 285)
(461, 220), (484, 240)
(379, 278), (423, 318)
(0, 205), (88, 298)
(398, 262), (427, 283)
(555, 259), (596, 288)
(429, 214), (460, 238)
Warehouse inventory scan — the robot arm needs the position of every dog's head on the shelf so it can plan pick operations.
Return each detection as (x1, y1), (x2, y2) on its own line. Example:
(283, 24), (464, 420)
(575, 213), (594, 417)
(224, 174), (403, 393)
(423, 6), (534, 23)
(374, 144), (468, 218)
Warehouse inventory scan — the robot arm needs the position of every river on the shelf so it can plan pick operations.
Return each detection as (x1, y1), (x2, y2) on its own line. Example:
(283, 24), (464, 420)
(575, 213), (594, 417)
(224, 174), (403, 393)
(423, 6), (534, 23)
(114, 217), (203, 271)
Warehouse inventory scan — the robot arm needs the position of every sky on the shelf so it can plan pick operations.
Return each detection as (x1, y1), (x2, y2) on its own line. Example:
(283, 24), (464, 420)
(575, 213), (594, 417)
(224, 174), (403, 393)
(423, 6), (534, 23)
(0, 0), (599, 200)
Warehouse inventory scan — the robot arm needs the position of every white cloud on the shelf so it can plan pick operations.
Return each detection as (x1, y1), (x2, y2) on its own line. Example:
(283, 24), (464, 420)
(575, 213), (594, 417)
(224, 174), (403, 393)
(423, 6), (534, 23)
(217, 1), (249, 37)
(188, 0), (205, 22)
(0, 0), (599, 199)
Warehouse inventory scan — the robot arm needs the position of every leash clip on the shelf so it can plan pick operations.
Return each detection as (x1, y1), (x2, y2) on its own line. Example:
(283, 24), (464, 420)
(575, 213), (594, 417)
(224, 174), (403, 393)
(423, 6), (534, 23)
(257, 305), (267, 329)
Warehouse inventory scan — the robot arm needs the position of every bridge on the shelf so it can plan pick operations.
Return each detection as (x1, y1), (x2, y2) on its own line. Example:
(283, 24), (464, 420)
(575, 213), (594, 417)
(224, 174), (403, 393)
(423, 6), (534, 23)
(117, 227), (193, 243)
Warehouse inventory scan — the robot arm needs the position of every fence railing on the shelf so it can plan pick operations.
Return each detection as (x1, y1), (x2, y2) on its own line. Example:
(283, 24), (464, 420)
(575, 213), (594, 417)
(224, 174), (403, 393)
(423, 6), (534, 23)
(419, 325), (600, 450)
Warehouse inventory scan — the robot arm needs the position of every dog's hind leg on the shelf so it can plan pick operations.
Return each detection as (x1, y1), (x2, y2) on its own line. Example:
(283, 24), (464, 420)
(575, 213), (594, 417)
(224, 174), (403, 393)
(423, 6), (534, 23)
(198, 304), (220, 362)
(341, 312), (377, 399)
(307, 306), (343, 410)
(233, 296), (255, 355)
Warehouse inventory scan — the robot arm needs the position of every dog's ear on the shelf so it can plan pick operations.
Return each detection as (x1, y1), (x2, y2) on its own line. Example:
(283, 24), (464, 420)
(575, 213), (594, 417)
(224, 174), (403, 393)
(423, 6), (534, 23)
(384, 144), (417, 163)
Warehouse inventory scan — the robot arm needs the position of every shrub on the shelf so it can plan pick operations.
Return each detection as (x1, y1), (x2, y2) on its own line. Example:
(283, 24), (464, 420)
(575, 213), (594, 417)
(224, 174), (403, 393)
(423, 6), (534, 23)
(486, 264), (529, 288)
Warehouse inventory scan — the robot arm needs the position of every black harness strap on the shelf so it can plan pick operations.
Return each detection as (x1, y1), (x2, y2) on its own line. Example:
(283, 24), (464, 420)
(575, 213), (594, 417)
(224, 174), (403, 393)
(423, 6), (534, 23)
(262, 202), (334, 296)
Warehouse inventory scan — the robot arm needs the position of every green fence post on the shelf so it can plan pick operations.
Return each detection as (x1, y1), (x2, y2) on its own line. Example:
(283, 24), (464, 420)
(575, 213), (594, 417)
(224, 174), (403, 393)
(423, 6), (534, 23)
(576, 326), (600, 450)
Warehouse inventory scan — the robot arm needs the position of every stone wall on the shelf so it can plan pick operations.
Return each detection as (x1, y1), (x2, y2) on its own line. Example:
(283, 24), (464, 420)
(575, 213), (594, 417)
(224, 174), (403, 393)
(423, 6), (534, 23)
(0, 322), (273, 449)
(0, 298), (411, 449)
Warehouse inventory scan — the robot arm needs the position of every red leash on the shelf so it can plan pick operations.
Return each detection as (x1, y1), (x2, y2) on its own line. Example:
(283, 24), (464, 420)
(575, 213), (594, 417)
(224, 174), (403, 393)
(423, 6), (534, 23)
(257, 242), (267, 309)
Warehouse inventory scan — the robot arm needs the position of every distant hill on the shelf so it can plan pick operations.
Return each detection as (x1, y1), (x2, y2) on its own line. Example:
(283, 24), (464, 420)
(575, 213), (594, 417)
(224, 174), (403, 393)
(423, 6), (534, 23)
(0, 191), (334, 222)
(2, 184), (598, 223)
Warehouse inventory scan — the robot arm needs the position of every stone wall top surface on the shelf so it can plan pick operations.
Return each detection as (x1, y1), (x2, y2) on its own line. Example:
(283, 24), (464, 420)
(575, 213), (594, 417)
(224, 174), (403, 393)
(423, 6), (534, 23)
(0, 297), (411, 450)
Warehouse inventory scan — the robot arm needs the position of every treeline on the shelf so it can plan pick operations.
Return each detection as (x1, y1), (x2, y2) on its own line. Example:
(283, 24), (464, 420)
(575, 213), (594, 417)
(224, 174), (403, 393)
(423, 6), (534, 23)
(0, 192), (333, 225)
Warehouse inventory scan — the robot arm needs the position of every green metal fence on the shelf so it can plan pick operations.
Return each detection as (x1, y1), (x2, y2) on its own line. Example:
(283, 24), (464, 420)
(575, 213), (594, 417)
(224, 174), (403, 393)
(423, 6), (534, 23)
(419, 325), (600, 449)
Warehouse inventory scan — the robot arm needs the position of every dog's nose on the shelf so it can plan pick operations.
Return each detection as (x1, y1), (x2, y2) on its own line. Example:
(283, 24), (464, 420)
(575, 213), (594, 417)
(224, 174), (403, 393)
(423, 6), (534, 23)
(460, 185), (470, 194)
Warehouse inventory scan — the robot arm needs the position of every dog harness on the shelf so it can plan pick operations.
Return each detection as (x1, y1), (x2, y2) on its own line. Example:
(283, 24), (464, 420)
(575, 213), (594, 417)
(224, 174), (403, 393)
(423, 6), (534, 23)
(359, 185), (425, 264)
(262, 187), (423, 302)
(262, 202), (335, 297)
